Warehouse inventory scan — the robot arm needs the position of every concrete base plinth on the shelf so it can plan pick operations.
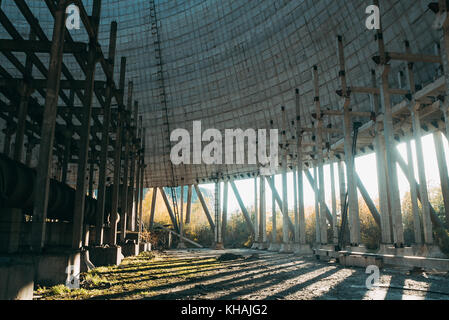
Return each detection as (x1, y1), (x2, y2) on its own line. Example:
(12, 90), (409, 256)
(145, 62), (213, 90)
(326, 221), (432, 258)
(0, 257), (34, 300)
(121, 243), (139, 257)
(256, 242), (269, 250)
(212, 242), (224, 250)
(378, 244), (445, 258)
(139, 243), (152, 252)
(250, 243), (258, 249)
(339, 252), (384, 269)
(279, 243), (293, 253)
(35, 250), (81, 287)
(417, 245), (446, 258)
(268, 243), (281, 251)
(293, 244), (313, 256)
(89, 246), (123, 267)
(177, 242), (187, 249)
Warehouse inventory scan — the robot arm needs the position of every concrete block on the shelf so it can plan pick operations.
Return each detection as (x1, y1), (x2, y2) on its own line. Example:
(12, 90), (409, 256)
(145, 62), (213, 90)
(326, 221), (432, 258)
(35, 250), (81, 287)
(0, 257), (34, 300)
(339, 253), (384, 269)
(268, 243), (280, 252)
(89, 246), (123, 267)
(293, 244), (313, 256)
(121, 243), (139, 257)
(279, 243), (293, 253)
(139, 242), (152, 252)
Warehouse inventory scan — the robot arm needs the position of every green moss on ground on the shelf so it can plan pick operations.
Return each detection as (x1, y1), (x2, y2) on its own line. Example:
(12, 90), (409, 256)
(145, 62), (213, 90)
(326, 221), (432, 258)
(34, 251), (221, 300)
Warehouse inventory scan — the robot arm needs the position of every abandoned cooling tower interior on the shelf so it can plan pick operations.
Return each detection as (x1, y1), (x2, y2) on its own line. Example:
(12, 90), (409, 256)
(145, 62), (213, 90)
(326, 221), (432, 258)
(3, 0), (449, 304)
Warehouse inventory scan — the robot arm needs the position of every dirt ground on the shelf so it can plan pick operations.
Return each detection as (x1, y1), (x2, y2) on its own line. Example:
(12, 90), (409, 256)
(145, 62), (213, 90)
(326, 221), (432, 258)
(36, 248), (449, 300)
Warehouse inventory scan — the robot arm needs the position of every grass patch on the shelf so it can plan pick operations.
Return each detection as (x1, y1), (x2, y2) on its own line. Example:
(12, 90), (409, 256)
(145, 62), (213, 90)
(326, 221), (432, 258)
(34, 251), (222, 300)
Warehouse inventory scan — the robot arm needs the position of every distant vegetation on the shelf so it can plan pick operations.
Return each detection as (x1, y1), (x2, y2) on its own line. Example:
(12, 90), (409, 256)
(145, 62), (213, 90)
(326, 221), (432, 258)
(140, 184), (449, 255)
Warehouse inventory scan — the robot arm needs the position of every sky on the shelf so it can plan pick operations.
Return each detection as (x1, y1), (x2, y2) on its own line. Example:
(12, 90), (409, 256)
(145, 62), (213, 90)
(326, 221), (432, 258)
(199, 132), (449, 214)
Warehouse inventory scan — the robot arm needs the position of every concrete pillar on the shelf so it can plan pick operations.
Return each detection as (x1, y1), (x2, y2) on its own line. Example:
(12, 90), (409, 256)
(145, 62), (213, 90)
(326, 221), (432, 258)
(128, 101), (139, 232)
(185, 185), (192, 224)
(134, 117), (143, 234)
(293, 167), (299, 243)
(433, 131), (449, 228)
(72, 0), (102, 250)
(214, 182), (223, 249)
(313, 165), (320, 244)
(375, 22), (404, 245)
(31, 2), (66, 252)
(258, 175), (267, 249)
(252, 177), (259, 248)
(138, 128), (145, 236)
(221, 181), (228, 244)
(95, 21), (118, 245)
(410, 104), (433, 244)
(330, 159), (338, 244)
(337, 36), (360, 246)
(279, 106), (291, 253)
(373, 106), (393, 244)
(149, 187), (157, 228)
(268, 175), (279, 251)
(177, 185), (186, 249)
(109, 57), (127, 246)
(13, 83), (32, 163)
(405, 138), (423, 244)
(312, 66), (328, 245)
(120, 81), (134, 243)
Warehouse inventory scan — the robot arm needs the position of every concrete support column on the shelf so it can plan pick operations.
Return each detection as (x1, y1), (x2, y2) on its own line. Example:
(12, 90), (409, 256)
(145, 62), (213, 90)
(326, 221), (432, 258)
(95, 22), (117, 245)
(330, 160), (338, 244)
(312, 66), (328, 245)
(433, 131), (449, 228)
(337, 36), (360, 246)
(138, 128), (145, 236)
(31, 2), (66, 252)
(221, 181), (228, 245)
(109, 57), (127, 246)
(149, 187), (157, 228)
(293, 167), (299, 243)
(128, 101), (139, 232)
(214, 182), (223, 249)
(120, 81), (134, 243)
(371, 65), (393, 245)
(280, 106), (291, 253)
(268, 175), (279, 251)
(134, 117), (143, 234)
(313, 165), (320, 244)
(375, 20), (404, 245)
(72, 0), (102, 250)
(177, 185), (186, 249)
(13, 84), (33, 163)
(258, 175), (267, 249)
(411, 104), (433, 244)
(406, 138), (423, 244)
(186, 185), (192, 224)
(252, 177), (259, 248)
(337, 160), (350, 245)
